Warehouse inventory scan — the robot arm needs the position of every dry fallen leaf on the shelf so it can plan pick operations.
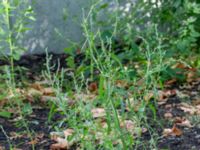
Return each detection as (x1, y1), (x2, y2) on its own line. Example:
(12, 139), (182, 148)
(173, 62), (188, 69)
(42, 87), (55, 96)
(186, 70), (197, 83)
(63, 129), (74, 137)
(0, 145), (4, 150)
(196, 105), (200, 115)
(171, 124), (183, 136)
(40, 96), (57, 103)
(157, 90), (176, 105)
(165, 79), (177, 86)
(25, 88), (45, 102)
(29, 82), (55, 96)
(0, 99), (7, 107)
(50, 137), (69, 150)
(28, 139), (38, 145)
(175, 117), (193, 128)
(164, 112), (173, 119)
(165, 104), (172, 109)
(10, 132), (25, 140)
(115, 80), (129, 88)
(142, 128), (148, 133)
(176, 90), (190, 99)
(95, 132), (104, 143)
(192, 98), (200, 105)
(163, 124), (182, 137)
(91, 108), (106, 118)
(120, 120), (135, 134)
(50, 129), (74, 150)
(88, 82), (98, 92)
(126, 98), (141, 112)
(27, 88), (43, 96)
(144, 92), (154, 102)
(30, 83), (43, 91)
(178, 103), (197, 115)
(100, 121), (108, 129)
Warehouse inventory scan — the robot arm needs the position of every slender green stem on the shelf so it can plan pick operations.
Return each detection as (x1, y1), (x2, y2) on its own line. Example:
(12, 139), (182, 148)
(4, 0), (15, 85)
(0, 125), (13, 150)
(106, 79), (127, 150)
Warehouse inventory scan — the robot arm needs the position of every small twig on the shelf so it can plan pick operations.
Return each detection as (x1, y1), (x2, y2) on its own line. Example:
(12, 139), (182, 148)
(0, 125), (13, 149)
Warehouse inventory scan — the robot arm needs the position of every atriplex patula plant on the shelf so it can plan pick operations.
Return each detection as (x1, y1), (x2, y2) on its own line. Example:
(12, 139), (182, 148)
(39, 1), (170, 149)
(0, 0), (35, 84)
(79, 1), (170, 149)
(1, 65), (35, 150)
(39, 1), (172, 149)
(0, 1), (35, 149)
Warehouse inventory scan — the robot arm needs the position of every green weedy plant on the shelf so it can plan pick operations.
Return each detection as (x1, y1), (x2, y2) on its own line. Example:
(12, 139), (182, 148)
(102, 0), (200, 70)
(0, 0), (35, 84)
(1, 65), (35, 150)
(0, 1), (35, 149)
(73, 1), (167, 149)
(149, 0), (200, 57)
(36, 0), (197, 149)
(43, 0), (198, 149)
(147, 0), (200, 80)
(42, 49), (70, 121)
